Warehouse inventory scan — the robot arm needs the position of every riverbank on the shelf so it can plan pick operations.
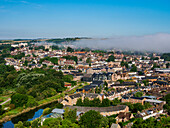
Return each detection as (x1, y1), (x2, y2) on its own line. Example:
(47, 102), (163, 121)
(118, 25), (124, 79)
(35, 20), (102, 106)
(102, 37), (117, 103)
(0, 84), (83, 124)
(0, 94), (61, 124)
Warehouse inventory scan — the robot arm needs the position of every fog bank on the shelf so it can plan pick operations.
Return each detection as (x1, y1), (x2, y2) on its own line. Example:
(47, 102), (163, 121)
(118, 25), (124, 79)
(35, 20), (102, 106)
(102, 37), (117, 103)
(74, 33), (170, 53)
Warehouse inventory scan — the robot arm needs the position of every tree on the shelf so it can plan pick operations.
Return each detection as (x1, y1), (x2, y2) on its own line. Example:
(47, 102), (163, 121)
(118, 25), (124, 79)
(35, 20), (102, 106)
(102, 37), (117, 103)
(61, 119), (79, 128)
(95, 86), (101, 94)
(107, 117), (116, 127)
(0, 77), (5, 88)
(62, 55), (78, 63)
(104, 86), (108, 91)
(64, 108), (77, 123)
(59, 66), (61, 70)
(134, 92), (143, 97)
(67, 47), (74, 52)
(68, 65), (74, 70)
(43, 118), (62, 128)
(121, 61), (124, 67)
(121, 102), (134, 111)
(86, 57), (91, 64)
(83, 97), (90, 106)
(161, 53), (170, 61)
(117, 79), (124, 84)
(63, 75), (73, 82)
(132, 118), (144, 128)
(26, 95), (38, 107)
(151, 63), (160, 70)
(6, 73), (16, 87)
(0, 88), (3, 94)
(76, 98), (83, 106)
(79, 110), (104, 128)
(55, 103), (63, 109)
(144, 102), (152, 109)
(91, 98), (101, 107)
(163, 93), (170, 115)
(13, 53), (25, 59)
(50, 57), (58, 65)
(31, 120), (38, 128)
(34, 46), (45, 50)
(0, 105), (3, 115)
(100, 116), (109, 128)
(142, 80), (149, 86)
(23, 60), (28, 66)
(16, 86), (27, 94)
(130, 64), (137, 72)
(138, 71), (144, 75)
(111, 98), (121, 106)
(104, 81), (108, 87)
(132, 103), (144, 113)
(121, 61), (129, 68)
(132, 117), (170, 128)
(23, 121), (31, 127)
(15, 73), (45, 89)
(42, 80), (63, 92)
(164, 93), (170, 106)
(14, 121), (25, 128)
(107, 55), (115, 62)
(101, 98), (110, 107)
(11, 93), (28, 107)
(52, 45), (59, 50)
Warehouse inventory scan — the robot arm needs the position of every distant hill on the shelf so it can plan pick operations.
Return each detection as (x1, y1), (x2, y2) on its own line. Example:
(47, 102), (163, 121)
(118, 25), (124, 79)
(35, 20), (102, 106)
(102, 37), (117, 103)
(46, 37), (90, 44)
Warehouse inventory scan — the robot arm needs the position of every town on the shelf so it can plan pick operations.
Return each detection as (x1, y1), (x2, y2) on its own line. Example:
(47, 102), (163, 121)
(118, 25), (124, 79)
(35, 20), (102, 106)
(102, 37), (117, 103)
(0, 41), (169, 128)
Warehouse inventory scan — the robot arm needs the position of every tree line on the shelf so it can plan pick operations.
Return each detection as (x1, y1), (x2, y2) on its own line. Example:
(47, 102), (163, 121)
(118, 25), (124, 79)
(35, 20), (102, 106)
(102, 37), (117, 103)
(76, 97), (111, 107)
(15, 108), (116, 128)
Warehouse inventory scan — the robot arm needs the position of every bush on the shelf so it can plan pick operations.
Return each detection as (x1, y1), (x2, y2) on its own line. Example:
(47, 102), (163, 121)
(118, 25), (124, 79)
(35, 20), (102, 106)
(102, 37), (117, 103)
(9, 104), (15, 109)
(31, 120), (38, 128)
(23, 121), (31, 127)
(55, 103), (63, 108)
(14, 121), (24, 128)
(134, 92), (143, 97)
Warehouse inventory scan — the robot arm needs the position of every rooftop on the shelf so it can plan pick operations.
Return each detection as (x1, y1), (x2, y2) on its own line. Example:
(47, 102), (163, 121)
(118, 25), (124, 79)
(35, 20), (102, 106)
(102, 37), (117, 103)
(64, 105), (127, 112)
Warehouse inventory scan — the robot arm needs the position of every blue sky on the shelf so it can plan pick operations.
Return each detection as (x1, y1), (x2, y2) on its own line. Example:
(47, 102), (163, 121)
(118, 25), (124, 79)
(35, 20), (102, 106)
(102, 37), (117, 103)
(0, 0), (170, 39)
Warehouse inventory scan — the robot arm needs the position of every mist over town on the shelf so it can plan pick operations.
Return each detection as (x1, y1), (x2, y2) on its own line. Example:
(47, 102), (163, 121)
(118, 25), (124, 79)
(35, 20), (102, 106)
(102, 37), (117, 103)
(0, 0), (170, 128)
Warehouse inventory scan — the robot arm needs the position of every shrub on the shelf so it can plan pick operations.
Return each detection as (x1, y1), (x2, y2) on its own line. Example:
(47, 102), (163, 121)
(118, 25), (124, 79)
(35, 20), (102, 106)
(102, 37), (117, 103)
(23, 121), (31, 127)
(31, 120), (38, 128)
(43, 108), (52, 116)
(9, 104), (15, 109)
(55, 103), (63, 108)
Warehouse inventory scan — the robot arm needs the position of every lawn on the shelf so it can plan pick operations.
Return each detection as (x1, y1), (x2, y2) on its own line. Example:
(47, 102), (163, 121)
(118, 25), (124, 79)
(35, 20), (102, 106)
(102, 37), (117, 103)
(37, 94), (61, 105)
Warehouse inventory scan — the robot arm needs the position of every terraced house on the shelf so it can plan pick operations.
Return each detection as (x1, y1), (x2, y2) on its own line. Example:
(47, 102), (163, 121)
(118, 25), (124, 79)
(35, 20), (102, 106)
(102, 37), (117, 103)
(61, 93), (104, 106)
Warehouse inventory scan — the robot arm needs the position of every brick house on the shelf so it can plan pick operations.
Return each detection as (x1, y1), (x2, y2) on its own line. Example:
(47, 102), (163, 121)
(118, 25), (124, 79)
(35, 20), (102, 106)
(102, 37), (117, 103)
(115, 112), (134, 123)
(122, 97), (146, 105)
(61, 93), (103, 106)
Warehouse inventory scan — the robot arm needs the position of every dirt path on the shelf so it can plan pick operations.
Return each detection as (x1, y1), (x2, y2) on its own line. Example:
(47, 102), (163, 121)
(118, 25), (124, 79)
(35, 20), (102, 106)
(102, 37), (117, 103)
(0, 98), (11, 105)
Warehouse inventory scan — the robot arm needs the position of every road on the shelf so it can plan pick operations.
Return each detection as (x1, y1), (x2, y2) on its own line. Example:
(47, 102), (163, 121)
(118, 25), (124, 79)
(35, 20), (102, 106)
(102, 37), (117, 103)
(0, 98), (11, 105)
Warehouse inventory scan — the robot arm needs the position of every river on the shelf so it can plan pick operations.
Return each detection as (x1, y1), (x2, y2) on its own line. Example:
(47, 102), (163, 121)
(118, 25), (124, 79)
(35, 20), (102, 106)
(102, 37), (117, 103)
(2, 108), (43, 128)
(1, 101), (58, 128)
